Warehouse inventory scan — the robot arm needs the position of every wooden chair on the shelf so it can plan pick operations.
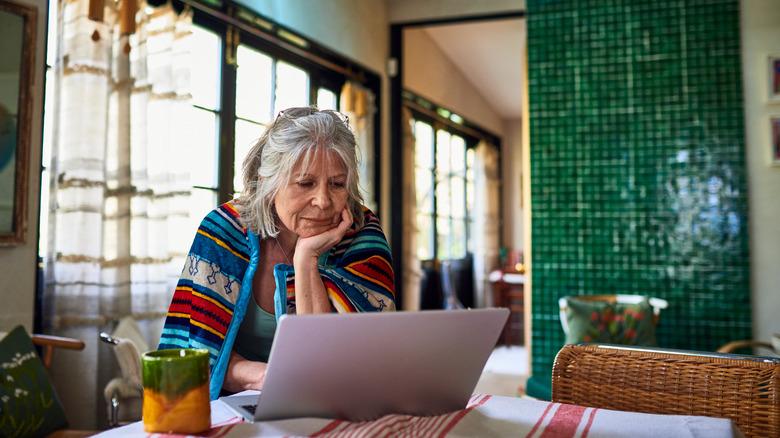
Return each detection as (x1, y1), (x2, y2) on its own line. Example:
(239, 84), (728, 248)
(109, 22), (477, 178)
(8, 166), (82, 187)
(0, 330), (85, 369)
(31, 333), (85, 368)
(0, 327), (92, 437)
(552, 343), (780, 438)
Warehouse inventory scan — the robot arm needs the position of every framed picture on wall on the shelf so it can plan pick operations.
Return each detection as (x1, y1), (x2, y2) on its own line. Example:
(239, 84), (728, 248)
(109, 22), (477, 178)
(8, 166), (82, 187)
(771, 115), (780, 166)
(770, 55), (780, 102)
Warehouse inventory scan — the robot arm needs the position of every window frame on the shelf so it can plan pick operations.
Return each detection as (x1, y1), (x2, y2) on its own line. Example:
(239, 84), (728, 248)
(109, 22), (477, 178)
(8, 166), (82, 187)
(409, 109), (478, 263)
(188, 2), (382, 209)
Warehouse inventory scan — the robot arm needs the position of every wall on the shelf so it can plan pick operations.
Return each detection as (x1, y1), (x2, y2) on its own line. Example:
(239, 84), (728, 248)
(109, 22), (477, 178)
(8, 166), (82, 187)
(389, 0), (524, 23)
(0, 0), (46, 332)
(527, 0), (751, 386)
(502, 119), (523, 250)
(742, 0), (780, 344)
(403, 28), (503, 134)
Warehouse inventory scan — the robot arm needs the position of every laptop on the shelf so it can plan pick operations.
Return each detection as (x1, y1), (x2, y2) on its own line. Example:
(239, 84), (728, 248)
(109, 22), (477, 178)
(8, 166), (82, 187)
(220, 308), (509, 422)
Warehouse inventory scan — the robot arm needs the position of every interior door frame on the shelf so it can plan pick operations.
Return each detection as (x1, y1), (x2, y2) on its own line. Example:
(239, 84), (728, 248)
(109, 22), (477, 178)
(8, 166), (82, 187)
(389, 11), (526, 311)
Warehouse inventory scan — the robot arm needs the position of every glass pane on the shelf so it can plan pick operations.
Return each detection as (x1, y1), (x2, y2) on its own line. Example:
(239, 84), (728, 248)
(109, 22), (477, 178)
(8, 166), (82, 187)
(416, 214), (433, 260)
(317, 88), (337, 110)
(436, 130), (451, 174)
(436, 216), (451, 260)
(234, 119), (266, 192)
(190, 26), (221, 110)
(451, 176), (465, 219)
(467, 219), (475, 254)
(189, 188), (218, 234)
(450, 135), (466, 173)
(274, 61), (309, 115)
(236, 45), (273, 123)
(435, 175), (450, 218)
(466, 178), (475, 213)
(415, 167), (433, 213)
(414, 121), (433, 169)
(451, 219), (466, 259)
(38, 169), (50, 257)
(46, 0), (58, 67)
(466, 147), (475, 172)
(186, 107), (219, 188)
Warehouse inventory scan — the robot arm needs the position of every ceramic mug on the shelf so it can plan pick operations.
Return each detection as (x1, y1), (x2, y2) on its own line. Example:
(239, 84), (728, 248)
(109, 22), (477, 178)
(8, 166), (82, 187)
(141, 348), (211, 434)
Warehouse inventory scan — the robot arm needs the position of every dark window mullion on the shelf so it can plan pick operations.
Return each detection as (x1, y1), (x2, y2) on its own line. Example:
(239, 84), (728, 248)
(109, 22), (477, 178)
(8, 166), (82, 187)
(309, 75), (319, 106)
(217, 27), (238, 204)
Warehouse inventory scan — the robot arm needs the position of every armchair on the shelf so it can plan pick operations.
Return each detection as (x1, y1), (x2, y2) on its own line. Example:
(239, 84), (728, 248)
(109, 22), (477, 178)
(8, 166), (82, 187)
(99, 316), (147, 427)
(552, 343), (780, 438)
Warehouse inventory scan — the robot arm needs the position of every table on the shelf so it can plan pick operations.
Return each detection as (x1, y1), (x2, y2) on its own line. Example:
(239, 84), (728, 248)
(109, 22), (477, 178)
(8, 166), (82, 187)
(488, 270), (526, 345)
(95, 392), (743, 437)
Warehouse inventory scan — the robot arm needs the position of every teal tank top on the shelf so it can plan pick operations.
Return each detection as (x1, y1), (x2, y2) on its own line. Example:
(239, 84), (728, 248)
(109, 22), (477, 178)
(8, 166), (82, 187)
(234, 298), (277, 363)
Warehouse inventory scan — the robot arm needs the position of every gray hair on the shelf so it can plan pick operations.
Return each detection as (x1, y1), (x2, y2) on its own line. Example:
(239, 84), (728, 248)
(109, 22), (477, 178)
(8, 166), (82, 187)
(236, 106), (365, 238)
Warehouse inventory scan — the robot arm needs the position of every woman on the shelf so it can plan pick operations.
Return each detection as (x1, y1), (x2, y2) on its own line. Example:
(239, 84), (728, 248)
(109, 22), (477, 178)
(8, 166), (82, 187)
(159, 107), (395, 399)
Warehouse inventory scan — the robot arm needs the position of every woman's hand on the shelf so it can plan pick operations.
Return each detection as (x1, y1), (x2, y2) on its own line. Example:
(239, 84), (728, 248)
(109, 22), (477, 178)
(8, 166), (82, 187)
(294, 208), (353, 263)
(223, 351), (267, 392)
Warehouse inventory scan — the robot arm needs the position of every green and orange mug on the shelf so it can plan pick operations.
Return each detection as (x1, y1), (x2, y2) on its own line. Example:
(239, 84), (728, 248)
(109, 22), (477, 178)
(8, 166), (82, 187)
(141, 349), (211, 434)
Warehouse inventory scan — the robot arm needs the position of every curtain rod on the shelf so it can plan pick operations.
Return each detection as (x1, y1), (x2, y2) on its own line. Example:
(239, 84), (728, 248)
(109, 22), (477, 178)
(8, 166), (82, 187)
(176, 0), (364, 83)
(403, 100), (495, 144)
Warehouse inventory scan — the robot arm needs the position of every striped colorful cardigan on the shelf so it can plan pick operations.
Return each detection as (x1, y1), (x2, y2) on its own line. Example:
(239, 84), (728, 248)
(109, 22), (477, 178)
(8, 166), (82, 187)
(159, 201), (395, 399)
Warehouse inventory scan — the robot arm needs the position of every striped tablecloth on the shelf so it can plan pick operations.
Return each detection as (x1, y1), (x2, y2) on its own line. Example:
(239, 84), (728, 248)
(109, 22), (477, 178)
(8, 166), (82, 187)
(96, 393), (743, 437)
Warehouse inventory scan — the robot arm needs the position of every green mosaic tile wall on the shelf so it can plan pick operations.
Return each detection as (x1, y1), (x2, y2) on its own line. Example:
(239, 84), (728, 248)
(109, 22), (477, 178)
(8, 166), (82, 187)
(527, 0), (751, 380)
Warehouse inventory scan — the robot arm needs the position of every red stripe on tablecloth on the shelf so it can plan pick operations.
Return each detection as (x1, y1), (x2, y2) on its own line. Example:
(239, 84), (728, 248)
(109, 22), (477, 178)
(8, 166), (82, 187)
(418, 411), (451, 437)
(210, 423), (238, 438)
(525, 402), (556, 438)
(371, 415), (416, 438)
(311, 419), (344, 436)
(436, 394), (492, 438)
(580, 408), (598, 438)
(538, 404), (588, 438)
(309, 395), (493, 438)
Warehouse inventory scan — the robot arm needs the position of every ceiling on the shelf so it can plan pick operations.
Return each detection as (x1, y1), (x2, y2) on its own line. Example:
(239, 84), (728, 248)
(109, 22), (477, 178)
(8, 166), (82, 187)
(423, 18), (525, 120)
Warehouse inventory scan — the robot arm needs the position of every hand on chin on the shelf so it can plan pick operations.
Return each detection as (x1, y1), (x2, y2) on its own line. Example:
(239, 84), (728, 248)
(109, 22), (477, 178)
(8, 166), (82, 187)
(297, 223), (336, 238)
(296, 214), (340, 238)
(294, 209), (353, 261)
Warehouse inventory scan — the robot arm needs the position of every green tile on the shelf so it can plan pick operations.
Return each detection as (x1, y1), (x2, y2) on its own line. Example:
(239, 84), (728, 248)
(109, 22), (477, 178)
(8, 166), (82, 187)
(527, 0), (749, 379)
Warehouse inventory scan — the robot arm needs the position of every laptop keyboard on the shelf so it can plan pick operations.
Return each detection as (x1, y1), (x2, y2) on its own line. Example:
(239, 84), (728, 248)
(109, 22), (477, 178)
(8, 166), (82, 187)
(241, 404), (258, 415)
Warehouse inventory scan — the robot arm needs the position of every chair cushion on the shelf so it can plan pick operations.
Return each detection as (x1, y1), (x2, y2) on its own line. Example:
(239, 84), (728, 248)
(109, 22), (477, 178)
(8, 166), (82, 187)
(564, 296), (657, 345)
(0, 326), (68, 437)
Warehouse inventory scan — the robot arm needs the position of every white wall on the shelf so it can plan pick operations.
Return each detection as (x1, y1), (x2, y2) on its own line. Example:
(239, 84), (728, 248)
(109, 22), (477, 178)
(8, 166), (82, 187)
(741, 0), (780, 343)
(502, 119), (523, 250)
(403, 28), (503, 134)
(389, 0), (524, 23)
(0, 0), (45, 333)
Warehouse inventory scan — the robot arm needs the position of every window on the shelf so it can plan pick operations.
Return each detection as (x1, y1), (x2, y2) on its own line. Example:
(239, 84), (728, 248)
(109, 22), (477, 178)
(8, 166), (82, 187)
(182, 14), (355, 215)
(413, 119), (474, 261)
(40, 4), (379, 258)
(187, 25), (222, 227)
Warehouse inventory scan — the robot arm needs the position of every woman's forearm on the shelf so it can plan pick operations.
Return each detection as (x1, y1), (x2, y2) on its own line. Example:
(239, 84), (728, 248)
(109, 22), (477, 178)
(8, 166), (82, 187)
(223, 351), (267, 392)
(293, 254), (332, 314)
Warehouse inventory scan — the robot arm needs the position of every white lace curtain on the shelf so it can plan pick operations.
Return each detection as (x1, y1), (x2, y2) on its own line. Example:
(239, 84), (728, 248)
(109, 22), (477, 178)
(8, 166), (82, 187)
(472, 141), (501, 307)
(44, 0), (193, 328)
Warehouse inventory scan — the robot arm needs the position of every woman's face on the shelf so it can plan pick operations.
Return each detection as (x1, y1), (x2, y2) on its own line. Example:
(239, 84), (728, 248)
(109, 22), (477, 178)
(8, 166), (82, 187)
(274, 148), (349, 238)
